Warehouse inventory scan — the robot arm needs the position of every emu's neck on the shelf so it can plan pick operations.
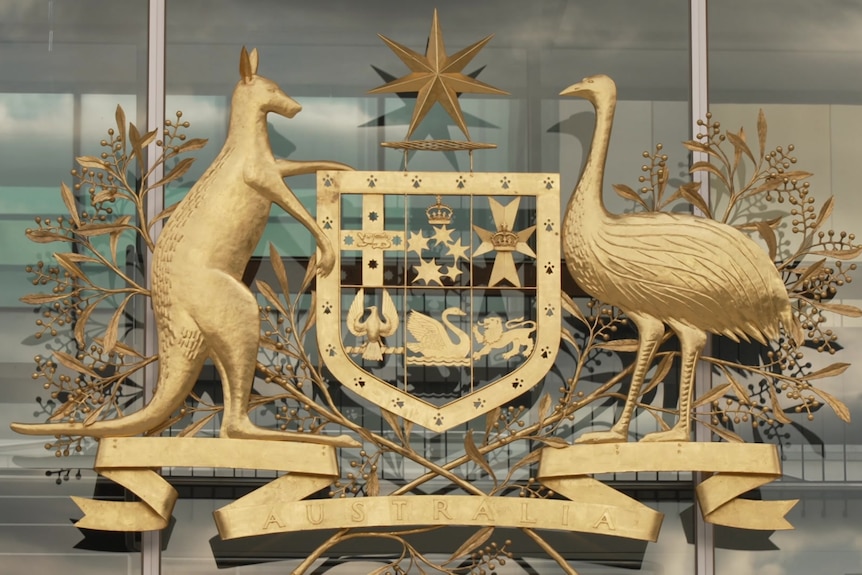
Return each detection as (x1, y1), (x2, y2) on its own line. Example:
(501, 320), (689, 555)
(565, 93), (616, 227)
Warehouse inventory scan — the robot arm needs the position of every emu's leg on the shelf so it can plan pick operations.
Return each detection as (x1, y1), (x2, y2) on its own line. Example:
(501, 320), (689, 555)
(640, 320), (706, 442)
(576, 313), (665, 444)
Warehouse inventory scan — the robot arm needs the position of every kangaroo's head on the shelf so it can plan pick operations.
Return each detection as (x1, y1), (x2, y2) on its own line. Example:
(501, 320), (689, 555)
(235, 46), (302, 119)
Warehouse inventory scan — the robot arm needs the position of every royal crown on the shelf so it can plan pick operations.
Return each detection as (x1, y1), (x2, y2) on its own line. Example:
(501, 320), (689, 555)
(426, 195), (454, 226)
(491, 227), (518, 251)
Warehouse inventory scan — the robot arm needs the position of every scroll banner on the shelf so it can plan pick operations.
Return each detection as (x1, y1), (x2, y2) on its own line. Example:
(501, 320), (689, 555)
(75, 439), (794, 537)
(214, 493), (662, 541)
(74, 437), (338, 532)
(538, 443), (797, 531)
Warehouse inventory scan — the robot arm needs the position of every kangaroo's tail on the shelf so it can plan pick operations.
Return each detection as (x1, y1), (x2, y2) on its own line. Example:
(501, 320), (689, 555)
(10, 380), (189, 438)
(11, 336), (205, 438)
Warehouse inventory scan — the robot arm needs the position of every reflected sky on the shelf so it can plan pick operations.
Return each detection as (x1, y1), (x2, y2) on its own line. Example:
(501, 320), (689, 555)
(717, 494), (862, 574)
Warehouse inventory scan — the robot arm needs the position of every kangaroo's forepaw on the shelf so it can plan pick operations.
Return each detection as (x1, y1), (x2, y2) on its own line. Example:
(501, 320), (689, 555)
(327, 161), (354, 172)
(317, 251), (336, 277)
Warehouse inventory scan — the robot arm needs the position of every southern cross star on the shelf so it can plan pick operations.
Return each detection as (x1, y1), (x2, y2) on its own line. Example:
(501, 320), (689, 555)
(431, 225), (455, 246)
(413, 256), (444, 286)
(472, 197), (536, 287)
(368, 9), (508, 141)
(407, 230), (430, 256)
(443, 265), (463, 282)
(446, 237), (470, 264)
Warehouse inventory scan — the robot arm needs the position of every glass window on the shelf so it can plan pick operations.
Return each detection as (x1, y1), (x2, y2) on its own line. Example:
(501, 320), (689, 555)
(710, 0), (862, 571)
(0, 0), (148, 572)
(715, 489), (862, 574)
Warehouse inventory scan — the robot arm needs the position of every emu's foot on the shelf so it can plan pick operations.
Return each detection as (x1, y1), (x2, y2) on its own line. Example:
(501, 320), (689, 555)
(639, 426), (691, 443)
(222, 421), (360, 447)
(575, 428), (628, 444)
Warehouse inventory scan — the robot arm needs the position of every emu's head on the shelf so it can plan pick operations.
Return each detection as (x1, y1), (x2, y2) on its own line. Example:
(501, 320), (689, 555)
(559, 74), (617, 105)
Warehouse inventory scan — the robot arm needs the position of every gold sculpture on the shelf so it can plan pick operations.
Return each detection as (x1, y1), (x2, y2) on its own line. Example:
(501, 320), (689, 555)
(346, 288), (399, 361)
(369, 8), (508, 167)
(10, 10), (859, 574)
(316, 170), (561, 431)
(472, 197), (538, 287)
(560, 75), (803, 443)
(406, 308), (471, 364)
(472, 317), (537, 361)
(370, 8), (507, 141)
(12, 47), (356, 447)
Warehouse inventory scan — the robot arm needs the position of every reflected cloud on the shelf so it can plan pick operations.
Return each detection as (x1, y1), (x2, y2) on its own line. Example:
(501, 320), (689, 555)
(0, 0), (44, 23)
(717, 502), (862, 573)
(277, 98), (372, 133)
(0, 93), (71, 136)
(165, 95), (228, 128)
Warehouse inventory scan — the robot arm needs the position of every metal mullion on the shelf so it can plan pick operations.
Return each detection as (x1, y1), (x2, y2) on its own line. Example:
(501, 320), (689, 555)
(142, 0), (166, 573)
(690, 1), (715, 575)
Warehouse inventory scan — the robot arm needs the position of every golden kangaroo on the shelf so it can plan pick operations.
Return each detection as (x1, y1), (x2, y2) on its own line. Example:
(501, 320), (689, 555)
(12, 48), (357, 447)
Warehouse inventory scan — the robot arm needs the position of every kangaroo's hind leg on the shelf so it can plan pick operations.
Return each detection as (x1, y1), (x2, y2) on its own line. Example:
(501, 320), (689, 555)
(192, 270), (358, 447)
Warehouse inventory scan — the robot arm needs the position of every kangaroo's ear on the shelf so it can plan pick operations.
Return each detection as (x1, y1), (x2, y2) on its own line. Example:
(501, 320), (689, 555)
(249, 48), (259, 75)
(239, 46), (253, 83)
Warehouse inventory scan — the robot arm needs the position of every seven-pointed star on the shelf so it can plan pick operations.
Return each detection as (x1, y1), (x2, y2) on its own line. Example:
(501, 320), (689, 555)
(432, 225), (455, 246)
(407, 230), (430, 255)
(368, 9), (508, 141)
(362, 64), (498, 170)
(472, 197), (536, 287)
(446, 237), (470, 264)
(413, 256), (444, 286)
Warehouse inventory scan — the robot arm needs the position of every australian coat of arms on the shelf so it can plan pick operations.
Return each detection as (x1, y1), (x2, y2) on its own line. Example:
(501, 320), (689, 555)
(9, 8), (859, 575)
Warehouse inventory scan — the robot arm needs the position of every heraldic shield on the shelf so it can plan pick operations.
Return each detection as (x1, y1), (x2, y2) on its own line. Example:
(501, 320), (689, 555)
(317, 171), (560, 431)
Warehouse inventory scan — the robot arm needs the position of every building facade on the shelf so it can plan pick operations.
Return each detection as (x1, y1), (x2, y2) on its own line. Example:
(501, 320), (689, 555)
(1, 1), (860, 573)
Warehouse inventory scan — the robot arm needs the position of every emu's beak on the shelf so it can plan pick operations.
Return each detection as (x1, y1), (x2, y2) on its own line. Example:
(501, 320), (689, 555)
(560, 81), (587, 97)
